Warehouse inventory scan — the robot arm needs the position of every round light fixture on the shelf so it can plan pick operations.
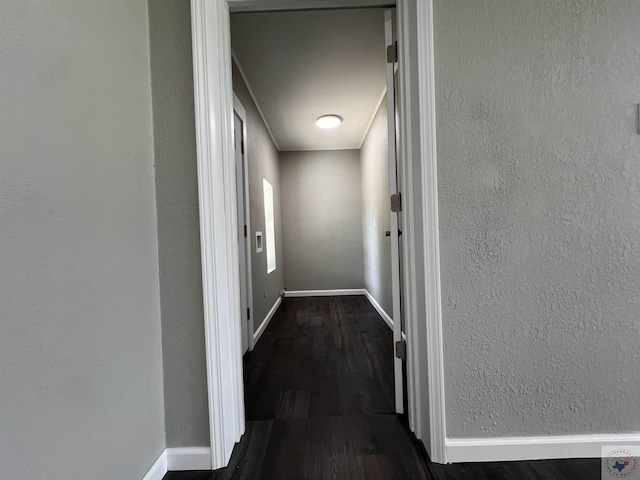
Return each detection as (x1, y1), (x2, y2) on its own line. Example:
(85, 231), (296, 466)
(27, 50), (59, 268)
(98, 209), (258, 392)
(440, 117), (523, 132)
(315, 114), (343, 129)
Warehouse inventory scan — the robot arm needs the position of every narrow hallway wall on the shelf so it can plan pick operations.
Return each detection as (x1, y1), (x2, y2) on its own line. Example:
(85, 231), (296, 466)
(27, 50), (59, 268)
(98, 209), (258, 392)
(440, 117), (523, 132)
(232, 61), (285, 333)
(361, 96), (393, 315)
(280, 150), (365, 290)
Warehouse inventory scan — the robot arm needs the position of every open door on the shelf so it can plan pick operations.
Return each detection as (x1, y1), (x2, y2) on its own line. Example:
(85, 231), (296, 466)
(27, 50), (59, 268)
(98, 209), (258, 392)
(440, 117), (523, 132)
(385, 8), (405, 415)
(234, 96), (253, 354)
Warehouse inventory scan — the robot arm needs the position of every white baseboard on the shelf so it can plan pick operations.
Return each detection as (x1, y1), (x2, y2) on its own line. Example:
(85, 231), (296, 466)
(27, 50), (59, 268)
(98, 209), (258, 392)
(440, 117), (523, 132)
(284, 289), (366, 297)
(141, 450), (167, 480)
(363, 289), (405, 340)
(167, 447), (212, 471)
(445, 433), (640, 463)
(141, 447), (212, 479)
(363, 289), (394, 330)
(254, 296), (282, 344)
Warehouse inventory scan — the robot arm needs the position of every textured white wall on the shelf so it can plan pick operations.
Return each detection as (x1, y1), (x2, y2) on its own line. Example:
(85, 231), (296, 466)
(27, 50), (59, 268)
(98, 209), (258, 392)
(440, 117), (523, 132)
(361, 97), (393, 314)
(148, 0), (210, 448)
(435, 0), (640, 437)
(0, 1), (165, 478)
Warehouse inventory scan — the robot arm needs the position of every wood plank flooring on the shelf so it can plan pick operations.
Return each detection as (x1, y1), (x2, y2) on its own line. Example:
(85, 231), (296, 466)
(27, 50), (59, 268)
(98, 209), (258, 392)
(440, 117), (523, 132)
(428, 458), (601, 479)
(164, 296), (600, 480)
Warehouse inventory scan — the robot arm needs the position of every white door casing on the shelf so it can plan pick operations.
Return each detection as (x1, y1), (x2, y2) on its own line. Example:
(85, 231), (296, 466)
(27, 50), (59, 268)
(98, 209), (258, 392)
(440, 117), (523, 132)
(191, 0), (245, 468)
(191, 0), (446, 467)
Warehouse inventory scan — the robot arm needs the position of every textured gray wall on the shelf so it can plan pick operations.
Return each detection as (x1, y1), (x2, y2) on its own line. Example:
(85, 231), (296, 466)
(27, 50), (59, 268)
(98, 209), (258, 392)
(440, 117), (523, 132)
(0, 1), (166, 479)
(435, 0), (640, 437)
(280, 150), (365, 290)
(148, 0), (210, 448)
(232, 62), (285, 331)
(361, 97), (393, 314)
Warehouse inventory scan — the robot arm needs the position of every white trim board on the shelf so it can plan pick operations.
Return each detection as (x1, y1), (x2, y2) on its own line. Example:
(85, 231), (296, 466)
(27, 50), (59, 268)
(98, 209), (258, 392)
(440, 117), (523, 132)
(445, 434), (640, 463)
(279, 146), (362, 152)
(363, 289), (393, 330)
(141, 448), (212, 480)
(284, 289), (366, 297)
(141, 450), (167, 480)
(414, 0), (446, 463)
(396, 0), (418, 442)
(363, 289), (407, 340)
(191, 0), (245, 469)
(167, 447), (212, 471)
(253, 296), (283, 344)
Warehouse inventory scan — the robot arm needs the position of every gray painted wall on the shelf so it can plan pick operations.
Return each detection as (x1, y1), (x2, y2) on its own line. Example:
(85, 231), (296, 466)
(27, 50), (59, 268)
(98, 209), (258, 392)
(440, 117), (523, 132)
(0, 1), (166, 478)
(148, 0), (210, 448)
(435, 0), (640, 437)
(280, 150), (365, 290)
(232, 62), (285, 332)
(361, 97), (393, 314)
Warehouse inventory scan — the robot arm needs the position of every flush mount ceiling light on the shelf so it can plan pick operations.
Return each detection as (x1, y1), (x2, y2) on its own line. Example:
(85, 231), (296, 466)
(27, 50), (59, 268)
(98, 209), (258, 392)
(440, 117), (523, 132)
(315, 114), (343, 129)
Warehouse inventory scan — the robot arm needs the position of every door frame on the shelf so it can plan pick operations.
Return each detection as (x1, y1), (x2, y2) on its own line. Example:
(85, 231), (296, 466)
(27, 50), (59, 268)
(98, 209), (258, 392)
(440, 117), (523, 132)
(190, 0), (447, 467)
(233, 93), (255, 352)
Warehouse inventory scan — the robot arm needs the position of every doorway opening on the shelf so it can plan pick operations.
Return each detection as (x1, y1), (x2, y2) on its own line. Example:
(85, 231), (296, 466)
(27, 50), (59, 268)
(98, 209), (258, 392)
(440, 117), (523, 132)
(190, 0), (445, 470)
(230, 5), (405, 407)
(227, 7), (412, 476)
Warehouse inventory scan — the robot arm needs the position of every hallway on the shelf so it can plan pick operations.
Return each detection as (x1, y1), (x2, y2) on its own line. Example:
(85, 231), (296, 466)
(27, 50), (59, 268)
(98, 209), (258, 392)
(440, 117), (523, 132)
(165, 296), (601, 480)
(235, 295), (430, 478)
(171, 295), (430, 479)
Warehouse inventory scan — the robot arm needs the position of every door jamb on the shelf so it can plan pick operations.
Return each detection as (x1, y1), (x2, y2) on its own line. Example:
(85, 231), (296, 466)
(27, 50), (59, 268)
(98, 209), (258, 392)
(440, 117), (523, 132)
(384, 8), (404, 415)
(397, 0), (447, 463)
(190, 0), (446, 467)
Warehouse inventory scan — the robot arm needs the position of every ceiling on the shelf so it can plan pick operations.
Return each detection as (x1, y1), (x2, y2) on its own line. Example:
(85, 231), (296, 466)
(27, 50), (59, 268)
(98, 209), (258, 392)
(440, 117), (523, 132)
(230, 8), (387, 151)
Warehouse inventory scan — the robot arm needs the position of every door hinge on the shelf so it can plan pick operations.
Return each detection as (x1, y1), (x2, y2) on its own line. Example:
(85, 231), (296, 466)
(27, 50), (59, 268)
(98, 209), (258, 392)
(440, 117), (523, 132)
(241, 139), (245, 154)
(391, 192), (402, 212)
(395, 340), (406, 360)
(247, 307), (250, 320)
(244, 225), (247, 237)
(386, 41), (398, 63)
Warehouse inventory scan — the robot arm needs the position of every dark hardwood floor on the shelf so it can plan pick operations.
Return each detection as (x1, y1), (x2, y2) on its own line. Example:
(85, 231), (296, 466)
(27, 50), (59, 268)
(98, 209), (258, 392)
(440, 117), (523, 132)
(428, 458), (601, 479)
(164, 296), (600, 480)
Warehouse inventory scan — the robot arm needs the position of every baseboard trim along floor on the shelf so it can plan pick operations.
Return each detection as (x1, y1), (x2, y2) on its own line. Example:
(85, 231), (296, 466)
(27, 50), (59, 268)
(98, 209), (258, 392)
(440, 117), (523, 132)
(283, 289), (366, 297)
(363, 289), (394, 330)
(446, 434), (640, 463)
(141, 450), (166, 480)
(142, 447), (212, 480)
(254, 297), (283, 345)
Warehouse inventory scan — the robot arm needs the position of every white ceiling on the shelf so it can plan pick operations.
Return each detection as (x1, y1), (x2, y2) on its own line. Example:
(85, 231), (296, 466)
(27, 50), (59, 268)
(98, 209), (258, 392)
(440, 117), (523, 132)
(230, 8), (387, 151)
